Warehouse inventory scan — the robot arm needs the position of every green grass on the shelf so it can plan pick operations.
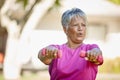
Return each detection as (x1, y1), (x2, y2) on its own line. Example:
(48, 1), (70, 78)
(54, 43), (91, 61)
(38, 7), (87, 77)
(0, 73), (40, 80)
(0, 70), (50, 80)
(0, 72), (120, 80)
(99, 57), (120, 73)
(21, 73), (39, 80)
(0, 73), (4, 80)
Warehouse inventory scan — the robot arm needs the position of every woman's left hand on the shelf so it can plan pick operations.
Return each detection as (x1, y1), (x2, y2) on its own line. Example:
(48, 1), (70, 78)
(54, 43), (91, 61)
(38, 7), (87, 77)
(86, 48), (102, 63)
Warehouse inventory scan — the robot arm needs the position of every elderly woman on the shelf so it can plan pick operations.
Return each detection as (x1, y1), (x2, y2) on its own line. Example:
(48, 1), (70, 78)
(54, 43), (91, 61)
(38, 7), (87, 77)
(38, 8), (103, 80)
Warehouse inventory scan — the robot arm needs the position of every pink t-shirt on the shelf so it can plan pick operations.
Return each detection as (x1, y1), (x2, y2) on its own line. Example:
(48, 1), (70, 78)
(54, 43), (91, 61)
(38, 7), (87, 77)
(49, 43), (101, 80)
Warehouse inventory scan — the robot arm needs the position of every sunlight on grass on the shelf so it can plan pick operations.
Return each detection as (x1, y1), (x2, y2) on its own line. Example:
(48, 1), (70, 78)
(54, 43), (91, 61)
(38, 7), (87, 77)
(0, 74), (4, 80)
(21, 74), (37, 80)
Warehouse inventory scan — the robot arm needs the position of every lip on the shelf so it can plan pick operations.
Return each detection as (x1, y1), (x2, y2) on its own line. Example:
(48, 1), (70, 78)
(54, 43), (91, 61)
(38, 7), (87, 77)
(77, 33), (83, 37)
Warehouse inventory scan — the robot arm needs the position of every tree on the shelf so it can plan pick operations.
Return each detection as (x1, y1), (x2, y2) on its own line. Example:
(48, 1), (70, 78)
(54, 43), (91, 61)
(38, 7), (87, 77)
(0, 0), (119, 79)
(0, 0), (61, 79)
(108, 0), (120, 5)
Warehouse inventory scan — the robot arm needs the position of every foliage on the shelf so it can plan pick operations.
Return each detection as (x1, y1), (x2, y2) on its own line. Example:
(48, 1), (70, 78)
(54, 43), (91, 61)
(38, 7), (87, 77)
(16, 0), (41, 8)
(16, 0), (28, 8)
(99, 57), (120, 73)
(48, 0), (61, 11)
(108, 0), (120, 5)
(54, 0), (61, 7)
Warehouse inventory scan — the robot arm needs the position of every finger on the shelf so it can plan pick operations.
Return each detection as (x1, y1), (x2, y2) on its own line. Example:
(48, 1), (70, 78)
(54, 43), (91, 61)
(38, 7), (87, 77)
(87, 50), (95, 62)
(49, 50), (54, 58)
(92, 50), (97, 60)
(53, 52), (57, 59)
(41, 48), (46, 56)
(48, 49), (53, 58)
(49, 49), (57, 59)
(91, 50), (98, 61)
(50, 49), (57, 59)
(87, 50), (91, 60)
(45, 49), (50, 58)
(93, 48), (102, 60)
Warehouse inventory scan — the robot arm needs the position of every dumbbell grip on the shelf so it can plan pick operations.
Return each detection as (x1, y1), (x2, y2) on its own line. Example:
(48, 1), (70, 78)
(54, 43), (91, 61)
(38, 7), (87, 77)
(41, 48), (62, 58)
(80, 50), (103, 64)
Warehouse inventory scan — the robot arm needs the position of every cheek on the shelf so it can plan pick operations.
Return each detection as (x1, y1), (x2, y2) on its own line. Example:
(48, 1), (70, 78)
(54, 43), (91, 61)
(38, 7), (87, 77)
(68, 27), (77, 34)
(84, 30), (86, 35)
(85, 30), (87, 36)
(83, 28), (86, 35)
(68, 29), (76, 37)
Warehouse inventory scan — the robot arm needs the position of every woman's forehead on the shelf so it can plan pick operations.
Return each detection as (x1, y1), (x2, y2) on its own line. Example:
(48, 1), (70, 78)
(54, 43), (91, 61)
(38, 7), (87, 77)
(70, 16), (86, 23)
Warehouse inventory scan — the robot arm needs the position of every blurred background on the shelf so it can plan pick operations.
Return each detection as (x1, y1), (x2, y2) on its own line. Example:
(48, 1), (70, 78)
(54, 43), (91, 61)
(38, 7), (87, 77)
(0, 0), (120, 80)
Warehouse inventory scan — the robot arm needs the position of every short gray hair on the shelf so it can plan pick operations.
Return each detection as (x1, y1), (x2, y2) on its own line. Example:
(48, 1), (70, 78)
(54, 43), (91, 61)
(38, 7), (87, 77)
(61, 8), (87, 28)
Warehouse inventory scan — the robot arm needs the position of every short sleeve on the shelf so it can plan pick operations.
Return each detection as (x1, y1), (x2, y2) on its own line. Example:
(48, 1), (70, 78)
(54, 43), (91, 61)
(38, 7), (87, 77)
(86, 44), (100, 50)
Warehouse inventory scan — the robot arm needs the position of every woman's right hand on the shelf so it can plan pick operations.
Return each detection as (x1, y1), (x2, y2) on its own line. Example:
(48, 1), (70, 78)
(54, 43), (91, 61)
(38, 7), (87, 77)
(41, 46), (61, 59)
(38, 46), (61, 65)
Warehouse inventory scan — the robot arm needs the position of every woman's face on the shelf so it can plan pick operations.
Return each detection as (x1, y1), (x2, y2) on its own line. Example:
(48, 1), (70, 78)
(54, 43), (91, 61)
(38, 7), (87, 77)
(64, 16), (86, 44)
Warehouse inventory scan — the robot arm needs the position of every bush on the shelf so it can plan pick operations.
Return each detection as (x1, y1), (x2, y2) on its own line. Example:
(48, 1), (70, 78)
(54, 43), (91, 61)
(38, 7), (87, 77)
(99, 57), (120, 73)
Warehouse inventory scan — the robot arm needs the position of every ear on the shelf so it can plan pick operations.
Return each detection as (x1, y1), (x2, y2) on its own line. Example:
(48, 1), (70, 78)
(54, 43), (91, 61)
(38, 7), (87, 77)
(63, 27), (68, 34)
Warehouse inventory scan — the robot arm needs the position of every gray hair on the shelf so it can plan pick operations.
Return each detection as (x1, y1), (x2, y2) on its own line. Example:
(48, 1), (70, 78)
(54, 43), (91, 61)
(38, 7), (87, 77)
(61, 8), (87, 29)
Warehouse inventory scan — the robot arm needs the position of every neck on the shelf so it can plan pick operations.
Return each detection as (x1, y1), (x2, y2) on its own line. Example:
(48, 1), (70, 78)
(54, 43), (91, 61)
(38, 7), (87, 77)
(66, 41), (83, 49)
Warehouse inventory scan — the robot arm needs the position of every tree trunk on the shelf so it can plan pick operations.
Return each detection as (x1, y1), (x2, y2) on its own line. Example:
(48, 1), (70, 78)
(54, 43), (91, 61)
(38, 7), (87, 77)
(1, 0), (55, 79)
(18, 0), (56, 64)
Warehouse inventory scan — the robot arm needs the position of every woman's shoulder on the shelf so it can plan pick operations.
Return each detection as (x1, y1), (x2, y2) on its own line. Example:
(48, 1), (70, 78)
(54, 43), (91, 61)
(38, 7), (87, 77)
(84, 43), (99, 47)
(82, 43), (100, 50)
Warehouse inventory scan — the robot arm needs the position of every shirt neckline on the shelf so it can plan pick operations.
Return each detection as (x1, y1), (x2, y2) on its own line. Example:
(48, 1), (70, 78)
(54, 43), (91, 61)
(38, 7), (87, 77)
(64, 43), (84, 51)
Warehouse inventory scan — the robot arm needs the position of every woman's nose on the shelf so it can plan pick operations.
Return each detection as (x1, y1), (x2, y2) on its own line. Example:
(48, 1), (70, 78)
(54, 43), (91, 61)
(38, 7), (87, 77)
(78, 26), (83, 31)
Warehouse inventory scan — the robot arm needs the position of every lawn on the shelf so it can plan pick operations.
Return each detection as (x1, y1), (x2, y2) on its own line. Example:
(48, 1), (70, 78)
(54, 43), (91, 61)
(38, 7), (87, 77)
(0, 71), (120, 80)
(0, 70), (50, 80)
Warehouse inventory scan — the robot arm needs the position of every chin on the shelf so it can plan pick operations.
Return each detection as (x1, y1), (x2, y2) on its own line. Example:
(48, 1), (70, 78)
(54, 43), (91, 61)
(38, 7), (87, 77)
(77, 38), (84, 41)
(75, 40), (83, 44)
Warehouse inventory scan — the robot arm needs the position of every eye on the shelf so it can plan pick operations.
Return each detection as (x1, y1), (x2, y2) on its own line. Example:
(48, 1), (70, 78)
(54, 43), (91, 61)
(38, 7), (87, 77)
(81, 23), (86, 27)
(73, 24), (78, 27)
(70, 24), (78, 28)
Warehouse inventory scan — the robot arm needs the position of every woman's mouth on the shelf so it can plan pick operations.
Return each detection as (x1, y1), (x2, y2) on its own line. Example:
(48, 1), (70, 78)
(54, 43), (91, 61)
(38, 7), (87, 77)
(77, 33), (83, 37)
